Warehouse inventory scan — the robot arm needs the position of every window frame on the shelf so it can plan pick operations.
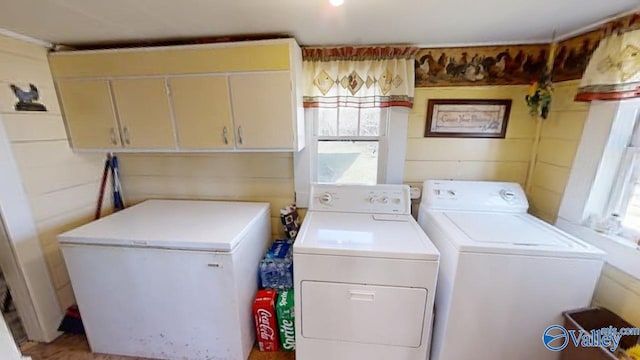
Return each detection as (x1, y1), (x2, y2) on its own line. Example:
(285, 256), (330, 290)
(607, 131), (640, 237)
(309, 107), (389, 185)
(607, 146), (640, 217)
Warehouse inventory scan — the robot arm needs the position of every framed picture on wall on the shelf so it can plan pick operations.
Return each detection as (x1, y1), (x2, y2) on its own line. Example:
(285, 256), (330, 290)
(425, 99), (511, 138)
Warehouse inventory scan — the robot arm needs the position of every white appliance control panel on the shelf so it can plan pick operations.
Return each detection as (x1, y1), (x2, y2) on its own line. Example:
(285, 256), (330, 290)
(421, 180), (529, 213)
(310, 184), (411, 214)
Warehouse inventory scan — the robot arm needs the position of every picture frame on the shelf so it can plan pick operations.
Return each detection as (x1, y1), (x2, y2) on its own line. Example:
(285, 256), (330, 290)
(425, 99), (511, 138)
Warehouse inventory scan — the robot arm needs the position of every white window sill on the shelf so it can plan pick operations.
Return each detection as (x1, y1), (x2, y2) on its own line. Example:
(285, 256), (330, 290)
(556, 217), (640, 280)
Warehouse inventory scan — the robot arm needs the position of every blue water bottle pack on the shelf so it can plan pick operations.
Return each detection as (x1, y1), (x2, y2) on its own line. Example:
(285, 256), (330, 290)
(259, 239), (294, 290)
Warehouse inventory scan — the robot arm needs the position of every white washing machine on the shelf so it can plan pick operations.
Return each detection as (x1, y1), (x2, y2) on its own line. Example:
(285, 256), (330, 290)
(293, 184), (440, 360)
(418, 180), (605, 360)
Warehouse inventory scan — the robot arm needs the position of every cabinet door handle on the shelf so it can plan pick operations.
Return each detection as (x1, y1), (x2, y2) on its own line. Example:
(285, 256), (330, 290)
(237, 126), (243, 145)
(222, 126), (229, 145)
(110, 128), (118, 145)
(123, 126), (131, 145)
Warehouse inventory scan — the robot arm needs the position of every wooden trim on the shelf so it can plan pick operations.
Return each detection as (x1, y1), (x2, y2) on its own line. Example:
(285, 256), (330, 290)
(49, 38), (296, 55)
(0, 28), (52, 48)
(0, 113), (62, 342)
(49, 42), (293, 78)
(575, 89), (640, 102)
(303, 100), (413, 108)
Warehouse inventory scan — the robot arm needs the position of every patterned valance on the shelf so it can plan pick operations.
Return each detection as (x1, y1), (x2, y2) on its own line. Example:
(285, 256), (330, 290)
(576, 12), (640, 101)
(302, 46), (419, 108)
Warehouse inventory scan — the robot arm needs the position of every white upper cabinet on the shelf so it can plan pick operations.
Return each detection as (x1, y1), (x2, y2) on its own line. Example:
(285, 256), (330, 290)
(49, 39), (304, 152)
(169, 75), (234, 150)
(56, 79), (120, 150)
(110, 78), (176, 149)
(230, 72), (296, 150)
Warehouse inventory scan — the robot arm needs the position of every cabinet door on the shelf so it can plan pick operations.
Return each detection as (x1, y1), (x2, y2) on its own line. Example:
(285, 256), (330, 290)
(169, 76), (234, 149)
(56, 79), (120, 149)
(111, 78), (176, 149)
(229, 72), (294, 149)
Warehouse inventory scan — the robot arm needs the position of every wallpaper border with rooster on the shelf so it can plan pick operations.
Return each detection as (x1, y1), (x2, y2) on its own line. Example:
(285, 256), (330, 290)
(551, 30), (600, 82)
(415, 44), (550, 87)
(414, 30), (599, 88)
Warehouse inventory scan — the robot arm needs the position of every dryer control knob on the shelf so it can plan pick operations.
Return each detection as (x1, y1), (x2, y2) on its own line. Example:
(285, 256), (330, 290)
(380, 196), (389, 204)
(320, 193), (333, 204)
(368, 196), (378, 204)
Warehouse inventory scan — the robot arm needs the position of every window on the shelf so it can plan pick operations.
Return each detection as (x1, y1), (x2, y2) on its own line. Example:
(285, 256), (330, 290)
(311, 107), (388, 185)
(609, 116), (640, 237)
(294, 107), (408, 207)
(558, 100), (640, 244)
(556, 99), (640, 278)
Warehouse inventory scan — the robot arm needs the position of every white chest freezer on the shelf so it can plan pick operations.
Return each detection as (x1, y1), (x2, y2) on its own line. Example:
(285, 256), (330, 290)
(58, 199), (271, 360)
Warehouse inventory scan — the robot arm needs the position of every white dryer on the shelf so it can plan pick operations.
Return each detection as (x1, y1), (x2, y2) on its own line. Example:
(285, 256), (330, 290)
(418, 180), (605, 360)
(294, 184), (440, 360)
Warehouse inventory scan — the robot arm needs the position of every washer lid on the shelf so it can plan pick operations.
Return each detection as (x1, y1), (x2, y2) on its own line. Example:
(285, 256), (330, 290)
(58, 200), (269, 252)
(423, 208), (604, 258)
(445, 212), (569, 246)
(293, 212), (439, 260)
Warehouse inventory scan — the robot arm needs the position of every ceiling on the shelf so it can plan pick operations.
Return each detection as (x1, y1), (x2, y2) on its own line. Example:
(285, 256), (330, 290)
(0, 0), (637, 47)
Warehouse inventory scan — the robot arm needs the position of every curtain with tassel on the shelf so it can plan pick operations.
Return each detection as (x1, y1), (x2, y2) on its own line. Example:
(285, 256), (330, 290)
(575, 12), (640, 101)
(302, 46), (419, 108)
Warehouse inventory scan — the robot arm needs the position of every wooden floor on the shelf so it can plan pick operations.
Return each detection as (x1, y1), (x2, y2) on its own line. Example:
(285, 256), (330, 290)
(20, 334), (295, 360)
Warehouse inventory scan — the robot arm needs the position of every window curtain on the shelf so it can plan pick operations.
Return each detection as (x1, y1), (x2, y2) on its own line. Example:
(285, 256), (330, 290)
(302, 46), (419, 108)
(575, 13), (640, 101)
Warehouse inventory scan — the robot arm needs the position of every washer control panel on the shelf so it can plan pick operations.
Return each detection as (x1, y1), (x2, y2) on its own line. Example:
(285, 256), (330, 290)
(421, 180), (529, 212)
(310, 184), (411, 214)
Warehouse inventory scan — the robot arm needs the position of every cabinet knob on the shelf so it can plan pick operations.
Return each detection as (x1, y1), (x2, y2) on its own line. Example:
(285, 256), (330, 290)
(123, 126), (131, 145)
(110, 128), (118, 145)
(237, 126), (243, 145)
(222, 126), (229, 145)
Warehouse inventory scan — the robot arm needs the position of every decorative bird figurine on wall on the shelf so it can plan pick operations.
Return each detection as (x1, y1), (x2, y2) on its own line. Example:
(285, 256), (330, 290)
(9, 83), (47, 111)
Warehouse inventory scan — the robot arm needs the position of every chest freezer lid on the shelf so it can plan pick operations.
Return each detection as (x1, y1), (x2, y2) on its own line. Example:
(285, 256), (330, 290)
(293, 212), (439, 260)
(58, 200), (269, 252)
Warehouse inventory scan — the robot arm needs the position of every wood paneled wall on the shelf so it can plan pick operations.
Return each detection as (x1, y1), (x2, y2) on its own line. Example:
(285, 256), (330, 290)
(117, 153), (294, 238)
(0, 34), (105, 311)
(404, 85), (536, 189)
(594, 264), (640, 327)
(528, 80), (589, 222)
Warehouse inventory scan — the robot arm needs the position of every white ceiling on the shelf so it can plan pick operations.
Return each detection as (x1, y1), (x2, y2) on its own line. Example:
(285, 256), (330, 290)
(0, 0), (638, 47)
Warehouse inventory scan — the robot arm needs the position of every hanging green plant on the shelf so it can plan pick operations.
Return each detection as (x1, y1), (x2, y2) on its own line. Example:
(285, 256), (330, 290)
(525, 65), (553, 119)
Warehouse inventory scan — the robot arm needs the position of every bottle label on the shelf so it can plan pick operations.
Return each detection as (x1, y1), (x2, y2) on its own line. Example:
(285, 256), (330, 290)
(276, 290), (296, 351)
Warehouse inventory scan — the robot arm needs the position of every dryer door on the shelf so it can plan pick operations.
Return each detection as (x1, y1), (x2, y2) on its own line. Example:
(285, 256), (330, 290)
(301, 281), (427, 347)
